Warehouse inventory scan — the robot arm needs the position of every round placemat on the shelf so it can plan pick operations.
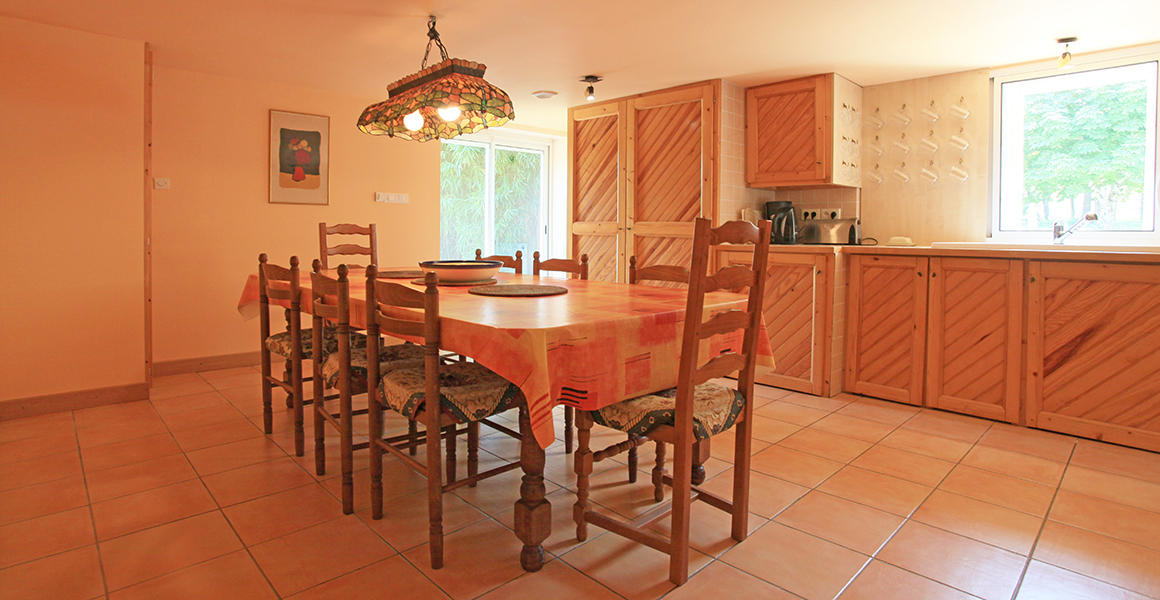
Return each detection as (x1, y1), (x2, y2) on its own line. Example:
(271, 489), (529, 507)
(378, 270), (424, 279)
(411, 278), (498, 287)
(468, 284), (569, 297)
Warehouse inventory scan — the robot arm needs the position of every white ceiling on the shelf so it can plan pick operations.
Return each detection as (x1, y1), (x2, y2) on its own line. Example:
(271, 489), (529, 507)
(2, 0), (1158, 132)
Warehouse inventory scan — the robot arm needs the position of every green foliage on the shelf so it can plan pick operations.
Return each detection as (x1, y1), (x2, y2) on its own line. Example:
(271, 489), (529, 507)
(1022, 80), (1147, 229)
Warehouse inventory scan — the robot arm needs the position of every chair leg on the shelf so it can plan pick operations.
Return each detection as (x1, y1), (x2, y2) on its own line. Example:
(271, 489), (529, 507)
(426, 412), (445, 570)
(313, 396), (326, 477)
(564, 405), (574, 453)
(627, 435), (638, 483)
(652, 441), (667, 502)
(291, 360), (305, 458)
(445, 424), (457, 485)
(282, 360), (294, 409)
(259, 355), (273, 435)
(408, 421), (418, 456)
(467, 422), (479, 487)
(669, 435), (692, 586)
(369, 399), (384, 521)
(339, 383), (354, 515)
(691, 438), (710, 486)
(573, 410), (593, 541)
(730, 419), (753, 542)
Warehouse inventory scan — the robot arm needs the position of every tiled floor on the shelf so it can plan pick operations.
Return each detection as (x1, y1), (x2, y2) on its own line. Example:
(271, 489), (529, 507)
(2, 366), (1160, 599)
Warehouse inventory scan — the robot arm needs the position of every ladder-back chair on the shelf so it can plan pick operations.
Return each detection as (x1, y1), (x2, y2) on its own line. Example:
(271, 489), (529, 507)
(475, 249), (524, 274)
(531, 252), (589, 453)
(319, 222), (378, 269)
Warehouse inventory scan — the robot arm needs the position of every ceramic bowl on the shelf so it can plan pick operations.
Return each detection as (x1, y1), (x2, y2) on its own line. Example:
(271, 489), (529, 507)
(418, 260), (502, 283)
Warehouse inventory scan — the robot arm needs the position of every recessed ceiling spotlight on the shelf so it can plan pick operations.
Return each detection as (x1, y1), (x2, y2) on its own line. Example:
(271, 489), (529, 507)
(581, 75), (603, 102)
(531, 90), (558, 99)
(1057, 37), (1078, 70)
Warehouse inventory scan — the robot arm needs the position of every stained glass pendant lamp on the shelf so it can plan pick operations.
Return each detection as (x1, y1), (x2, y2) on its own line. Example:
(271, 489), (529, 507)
(358, 16), (515, 142)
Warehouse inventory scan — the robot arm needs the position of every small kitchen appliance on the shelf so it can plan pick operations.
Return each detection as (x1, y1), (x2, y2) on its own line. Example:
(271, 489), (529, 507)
(763, 201), (797, 244)
(799, 218), (862, 245)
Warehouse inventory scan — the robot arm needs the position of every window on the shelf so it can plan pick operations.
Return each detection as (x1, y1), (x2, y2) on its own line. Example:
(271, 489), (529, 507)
(440, 134), (552, 270)
(992, 45), (1160, 244)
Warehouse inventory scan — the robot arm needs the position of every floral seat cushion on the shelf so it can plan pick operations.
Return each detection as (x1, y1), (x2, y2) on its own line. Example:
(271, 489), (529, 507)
(265, 324), (367, 360)
(379, 361), (524, 423)
(321, 342), (425, 393)
(591, 383), (745, 441)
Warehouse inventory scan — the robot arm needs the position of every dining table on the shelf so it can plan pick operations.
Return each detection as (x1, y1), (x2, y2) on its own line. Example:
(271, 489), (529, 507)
(238, 269), (772, 572)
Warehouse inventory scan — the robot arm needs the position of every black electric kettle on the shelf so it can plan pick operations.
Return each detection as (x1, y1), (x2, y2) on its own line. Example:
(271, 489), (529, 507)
(764, 201), (797, 244)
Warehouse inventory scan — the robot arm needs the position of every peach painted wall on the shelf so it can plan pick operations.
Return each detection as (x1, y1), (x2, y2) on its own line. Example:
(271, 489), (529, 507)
(0, 17), (145, 401)
(150, 67), (441, 364)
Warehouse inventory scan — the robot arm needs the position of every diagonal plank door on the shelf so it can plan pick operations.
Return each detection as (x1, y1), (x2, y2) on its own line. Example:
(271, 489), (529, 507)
(569, 102), (624, 282)
(846, 254), (928, 405)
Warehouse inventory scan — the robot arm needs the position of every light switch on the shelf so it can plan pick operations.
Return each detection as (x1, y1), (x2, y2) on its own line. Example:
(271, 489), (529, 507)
(375, 192), (408, 204)
(153, 177), (170, 190)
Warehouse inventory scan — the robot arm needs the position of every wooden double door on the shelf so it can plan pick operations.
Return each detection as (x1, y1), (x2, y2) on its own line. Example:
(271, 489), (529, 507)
(568, 82), (717, 282)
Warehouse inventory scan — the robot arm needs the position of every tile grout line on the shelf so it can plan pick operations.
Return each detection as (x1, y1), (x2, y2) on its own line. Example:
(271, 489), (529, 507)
(1007, 441), (1077, 600)
(71, 408), (112, 600)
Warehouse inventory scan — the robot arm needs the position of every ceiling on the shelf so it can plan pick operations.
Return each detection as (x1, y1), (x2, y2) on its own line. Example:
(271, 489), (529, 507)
(2, 0), (1158, 132)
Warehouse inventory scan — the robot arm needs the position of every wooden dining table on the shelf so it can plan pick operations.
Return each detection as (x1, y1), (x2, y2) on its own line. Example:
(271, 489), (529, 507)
(238, 269), (771, 572)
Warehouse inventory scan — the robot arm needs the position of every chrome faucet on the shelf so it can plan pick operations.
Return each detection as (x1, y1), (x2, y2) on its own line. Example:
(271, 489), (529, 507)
(1052, 212), (1098, 244)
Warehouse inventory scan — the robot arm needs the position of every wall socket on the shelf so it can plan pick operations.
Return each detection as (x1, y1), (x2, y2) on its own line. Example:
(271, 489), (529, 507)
(375, 192), (408, 204)
(801, 207), (841, 220)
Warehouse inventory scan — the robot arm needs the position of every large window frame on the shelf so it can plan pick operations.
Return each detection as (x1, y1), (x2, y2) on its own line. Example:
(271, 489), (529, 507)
(990, 43), (1160, 245)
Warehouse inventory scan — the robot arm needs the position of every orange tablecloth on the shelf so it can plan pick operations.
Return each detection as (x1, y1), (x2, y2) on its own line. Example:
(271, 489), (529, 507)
(238, 271), (772, 449)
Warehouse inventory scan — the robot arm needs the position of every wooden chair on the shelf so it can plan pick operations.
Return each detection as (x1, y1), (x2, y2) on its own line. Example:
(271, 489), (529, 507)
(532, 252), (589, 452)
(573, 218), (771, 585)
(309, 263), (424, 514)
(475, 249), (523, 274)
(257, 254), (309, 455)
(319, 222), (378, 269)
(365, 266), (529, 569)
(625, 256), (691, 483)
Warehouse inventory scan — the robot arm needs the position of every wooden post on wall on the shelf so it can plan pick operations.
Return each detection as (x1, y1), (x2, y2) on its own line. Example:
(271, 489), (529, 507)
(143, 43), (153, 385)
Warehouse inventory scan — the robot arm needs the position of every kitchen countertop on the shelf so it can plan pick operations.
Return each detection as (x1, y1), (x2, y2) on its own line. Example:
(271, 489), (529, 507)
(718, 243), (1160, 264)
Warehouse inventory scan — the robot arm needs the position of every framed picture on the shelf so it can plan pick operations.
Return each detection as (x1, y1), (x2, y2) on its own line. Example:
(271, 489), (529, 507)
(269, 110), (329, 205)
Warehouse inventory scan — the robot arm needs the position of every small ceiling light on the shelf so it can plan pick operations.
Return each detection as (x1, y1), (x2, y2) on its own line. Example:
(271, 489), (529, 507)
(404, 110), (424, 131)
(531, 90), (558, 99)
(1057, 37), (1078, 70)
(437, 105), (461, 121)
(581, 75), (603, 102)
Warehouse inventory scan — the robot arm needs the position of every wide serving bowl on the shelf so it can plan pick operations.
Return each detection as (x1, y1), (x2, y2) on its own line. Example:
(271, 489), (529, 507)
(418, 260), (503, 283)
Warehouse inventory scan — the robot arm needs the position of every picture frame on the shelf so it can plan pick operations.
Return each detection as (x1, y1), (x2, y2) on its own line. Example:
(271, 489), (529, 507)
(269, 110), (330, 205)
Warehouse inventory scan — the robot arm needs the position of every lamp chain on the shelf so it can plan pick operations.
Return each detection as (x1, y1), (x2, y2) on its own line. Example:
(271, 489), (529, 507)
(421, 16), (450, 69)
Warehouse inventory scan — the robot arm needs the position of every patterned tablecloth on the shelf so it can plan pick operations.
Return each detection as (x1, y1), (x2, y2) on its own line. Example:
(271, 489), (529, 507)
(238, 271), (773, 449)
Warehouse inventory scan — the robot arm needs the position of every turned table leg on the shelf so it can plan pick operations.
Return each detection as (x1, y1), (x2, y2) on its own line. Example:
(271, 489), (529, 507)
(514, 405), (550, 572)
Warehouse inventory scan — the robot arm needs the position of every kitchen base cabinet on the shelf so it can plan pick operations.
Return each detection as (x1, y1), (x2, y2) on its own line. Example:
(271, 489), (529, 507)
(1027, 261), (1160, 452)
(926, 258), (1023, 423)
(845, 254), (927, 405)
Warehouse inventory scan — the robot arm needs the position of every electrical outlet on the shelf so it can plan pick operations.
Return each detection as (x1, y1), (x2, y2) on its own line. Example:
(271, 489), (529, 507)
(375, 192), (409, 204)
(153, 177), (170, 190)
(819, 207), (841, 219)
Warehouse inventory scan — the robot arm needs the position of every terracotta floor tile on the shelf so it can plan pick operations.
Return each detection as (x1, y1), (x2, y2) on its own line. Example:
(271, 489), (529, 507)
(76, 419), (170, 449)
(778, 391), (853, 413)
(719, 521), (868, 600)
(0, 476), (89, 526)
(749, 445), (843, 488)
(0, 411), (74, 444)
(184, 436), (285, 476)
(99, 511), (243, 591)
(149, 390), (230, 416)
(777, 427), (872, 463)
(646, 502), (766, 558)
(286, 555), (449, 600)
(877, 521), (1025, 600)
(563, 464), (671, 520)
(170, 418), (264, 452)
(1070, 439), (1160, 484)
(903, 410), (993, 442)
(219, 384), (267, 417)
(1034, 520), (1160, 598)
(81, 433), (181, 473)
(151, 373), (205, 388)
(1060, 466), (1160, 513)
(249, 515), (394, 597)
(0, 545), (104, 600)
(358, 488), (487, 552)
(961, 444), (1065, 486)
(753, 384), (795, 401)
(850, 445), (955, 487)
(160, 403), (247, 432)
(836, 398), (919, 427)
(224, 482), (342, 544)
(749, 414), (804, 444)
(207, 372), (263, 391)
(774, 490), (904, 555)
(698, 468), (809, 519)
(406, 518), (542, 599)
(196, 366), (260, 382)
(878, 428), (973, 463)
(840, 559), (977, 600)
(912, 489), (1043, 555)
(705, 429), (772, 465)
(560, 524), (714, 600)
(809, 412), (897, 443)
(202, 456), (316, 507)
(73, 402), (157, 430)
(0, 507), (94, 569)
(91, 479), (218, 541)
(817, 466), (933, 517)
(940, 465), (1056, 517)
(1015, 559), (1151, 600)
(662, 560), (798, 600)
(477, 557), (622, 600)
(978, 424), (1076, 463)
(754, 401), (830, 426)
(86, 453), (197, 503)
(149, 379), (215, 400)
(0, 450), (82, 492)
(1049, 489), (1160, 552)
(0, 432), (76, 465)
(320, 463), (427, 515)
(107, 550), (277, 600)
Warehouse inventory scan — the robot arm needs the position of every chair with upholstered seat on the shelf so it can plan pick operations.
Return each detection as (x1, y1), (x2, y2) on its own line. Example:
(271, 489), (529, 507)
(365, 266), (529, 569)
(573, 218), (771, 585)
(319, 222), (377, 269)
(531, 252), (589, 453)
(475, 249), (523, 274)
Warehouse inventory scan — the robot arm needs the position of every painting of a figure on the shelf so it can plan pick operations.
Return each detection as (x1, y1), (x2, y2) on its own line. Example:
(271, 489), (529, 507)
(269, 110), (329, 204)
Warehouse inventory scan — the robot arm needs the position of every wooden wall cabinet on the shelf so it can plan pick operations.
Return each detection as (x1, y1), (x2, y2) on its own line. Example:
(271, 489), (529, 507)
(719, 248), (834, 396)
(1026, 261), (1160, 452)
(746, 73), (862, 189)
(569, 82), (718, 282)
